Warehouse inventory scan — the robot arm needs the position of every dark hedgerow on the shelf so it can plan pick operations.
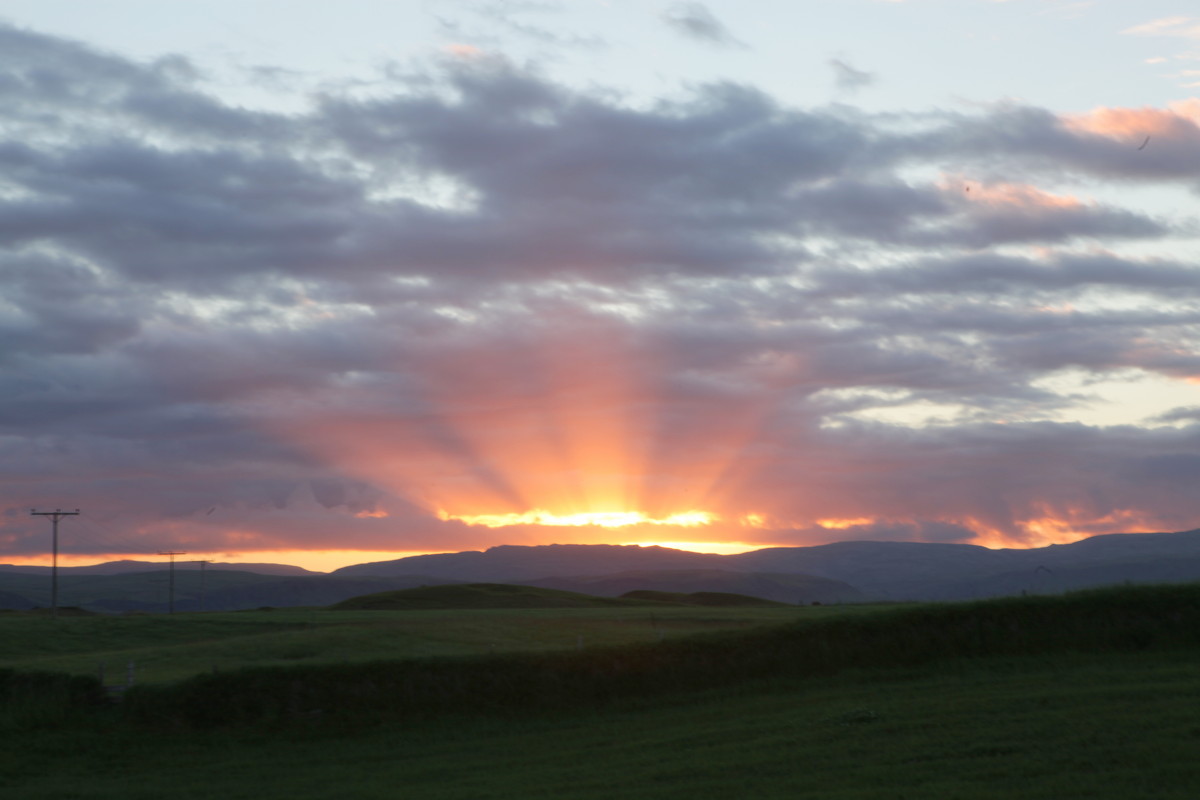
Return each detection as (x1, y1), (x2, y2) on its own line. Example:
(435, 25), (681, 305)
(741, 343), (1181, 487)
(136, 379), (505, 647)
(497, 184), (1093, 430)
(0, 668), (108, 729)
(119, 582), (1200, 731)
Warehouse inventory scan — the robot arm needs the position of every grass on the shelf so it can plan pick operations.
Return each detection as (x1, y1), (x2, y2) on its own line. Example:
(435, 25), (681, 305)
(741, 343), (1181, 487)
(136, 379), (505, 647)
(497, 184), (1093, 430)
(4, 652), (1200, 798)
(110, 582), (1200, 729)
(0, 603), (824, 684)
(4, 583), (1200, 798)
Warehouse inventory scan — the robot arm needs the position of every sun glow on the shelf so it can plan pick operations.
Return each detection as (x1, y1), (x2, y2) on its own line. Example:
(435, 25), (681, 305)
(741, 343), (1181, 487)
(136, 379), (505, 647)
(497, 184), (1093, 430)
(269, 310), (799, 553)
(816, 517), (875, 529)
(438, 508), (716, 528)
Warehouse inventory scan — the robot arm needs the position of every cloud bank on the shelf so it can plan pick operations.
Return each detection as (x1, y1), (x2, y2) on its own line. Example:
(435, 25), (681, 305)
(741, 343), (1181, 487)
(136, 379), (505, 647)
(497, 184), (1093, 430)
(2, 24), (1199, 564)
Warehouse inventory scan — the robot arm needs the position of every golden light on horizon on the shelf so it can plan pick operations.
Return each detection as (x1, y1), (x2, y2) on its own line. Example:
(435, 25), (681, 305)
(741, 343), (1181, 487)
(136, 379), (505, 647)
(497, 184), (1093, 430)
(623, 540), (766, 555)
(437, 508), (717, 528)
(0, 549), (444, 573)
(816, 517), (875, 529)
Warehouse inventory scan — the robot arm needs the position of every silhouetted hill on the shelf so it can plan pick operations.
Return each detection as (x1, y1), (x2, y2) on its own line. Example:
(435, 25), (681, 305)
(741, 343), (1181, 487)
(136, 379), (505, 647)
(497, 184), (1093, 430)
(333, 531), (1200, 602)
(0, 569), (463, 613)
(331, 583), (633, 611)
(0, 560), (317, 576)
(620, 590), (790, 607)
(332, 544), (725, 581)
(529, 569), (862, 605)
(0, 590), (34, 611)
(730, 529), (1200, 600)
(729, 541), (1017, 600)
(8, 529), (1200, 612)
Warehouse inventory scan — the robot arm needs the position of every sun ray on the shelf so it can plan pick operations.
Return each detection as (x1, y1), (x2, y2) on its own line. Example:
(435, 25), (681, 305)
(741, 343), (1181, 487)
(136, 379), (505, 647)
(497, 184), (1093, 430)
(438, 509), (716, 528)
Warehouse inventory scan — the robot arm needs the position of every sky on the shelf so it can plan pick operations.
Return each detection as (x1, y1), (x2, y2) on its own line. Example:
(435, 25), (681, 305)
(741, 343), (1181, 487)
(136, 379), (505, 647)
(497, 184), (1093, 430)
(2, 0), (1200, 572)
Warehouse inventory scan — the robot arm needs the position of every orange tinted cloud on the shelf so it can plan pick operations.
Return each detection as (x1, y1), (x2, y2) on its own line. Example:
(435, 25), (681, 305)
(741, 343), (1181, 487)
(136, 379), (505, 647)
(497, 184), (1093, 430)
(963, 507), (1169, 549)
(952, 179), (1084, 211)
(1064, 101), (1200, 142)
(443, 43), (485, 59)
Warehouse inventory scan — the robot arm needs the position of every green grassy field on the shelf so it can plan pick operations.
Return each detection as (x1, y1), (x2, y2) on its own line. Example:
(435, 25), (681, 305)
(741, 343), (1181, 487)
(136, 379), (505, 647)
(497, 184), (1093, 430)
(5, 651), (1199, 799)
(3, 585), (1200, 798)
(0, 603), (826, 684)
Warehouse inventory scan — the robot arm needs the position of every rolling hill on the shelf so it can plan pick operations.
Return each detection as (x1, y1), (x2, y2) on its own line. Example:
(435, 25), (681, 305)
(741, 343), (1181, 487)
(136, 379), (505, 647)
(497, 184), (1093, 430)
(331, 583), (637, 610)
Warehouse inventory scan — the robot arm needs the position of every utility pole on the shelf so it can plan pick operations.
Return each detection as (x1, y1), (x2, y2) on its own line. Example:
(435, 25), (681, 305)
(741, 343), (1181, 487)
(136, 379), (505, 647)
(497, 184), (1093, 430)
(158, 551), (187, 614)
(30, 508), (80, 619)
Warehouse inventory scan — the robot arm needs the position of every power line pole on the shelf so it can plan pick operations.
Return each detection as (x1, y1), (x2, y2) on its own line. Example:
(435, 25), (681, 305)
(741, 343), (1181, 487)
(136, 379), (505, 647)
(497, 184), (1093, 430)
(30, 508), (80, 619)
(158, 551), (187, 614)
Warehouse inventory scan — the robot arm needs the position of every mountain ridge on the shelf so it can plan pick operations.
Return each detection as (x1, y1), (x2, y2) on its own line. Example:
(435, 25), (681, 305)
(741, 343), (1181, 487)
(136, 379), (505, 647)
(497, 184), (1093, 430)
(0, 559), (319, 577)
(5, 528), (1200, 611)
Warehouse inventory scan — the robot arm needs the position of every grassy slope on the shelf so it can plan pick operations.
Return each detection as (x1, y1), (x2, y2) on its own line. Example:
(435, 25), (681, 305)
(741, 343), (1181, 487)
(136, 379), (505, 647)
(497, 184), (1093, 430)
(330, 582), (640, 610)
(0, 605), (817, 684)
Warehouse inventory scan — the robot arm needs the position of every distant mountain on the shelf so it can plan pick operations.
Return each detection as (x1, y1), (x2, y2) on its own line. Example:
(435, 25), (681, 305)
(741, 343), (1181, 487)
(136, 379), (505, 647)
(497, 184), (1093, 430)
(728, 541), (1019, 601)
(0, 589), (35, 611)
(333, 531), (1200, 602)
(0, 569), (462, 614)
(728, 529), (1200, 601)
(332, 544), (726, 581)
(7, 529), (1200, 612)
(0, 560), (318, 576)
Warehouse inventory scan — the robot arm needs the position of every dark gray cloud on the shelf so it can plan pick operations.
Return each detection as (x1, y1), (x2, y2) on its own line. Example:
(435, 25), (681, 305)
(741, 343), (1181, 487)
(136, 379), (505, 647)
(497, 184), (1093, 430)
(901, 102), (1200, 184)
(661, 2), (745, 48)
(2, 23), (1199, 562)
(1151, 406), (1200, 425)
(829, 58), (874, 92)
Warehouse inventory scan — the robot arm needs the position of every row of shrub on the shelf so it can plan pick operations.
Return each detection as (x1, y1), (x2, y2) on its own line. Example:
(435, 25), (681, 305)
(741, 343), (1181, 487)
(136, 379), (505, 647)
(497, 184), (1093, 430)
(0, 668), (108, 730)
(119, 582), (1200, 730)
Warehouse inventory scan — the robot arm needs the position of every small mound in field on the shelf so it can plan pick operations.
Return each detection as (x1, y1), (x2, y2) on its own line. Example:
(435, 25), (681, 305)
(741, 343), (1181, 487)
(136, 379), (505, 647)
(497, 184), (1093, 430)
(330, 583), (635, 610)
(25, 606), (98, 617)
(620, 590), (790, 607)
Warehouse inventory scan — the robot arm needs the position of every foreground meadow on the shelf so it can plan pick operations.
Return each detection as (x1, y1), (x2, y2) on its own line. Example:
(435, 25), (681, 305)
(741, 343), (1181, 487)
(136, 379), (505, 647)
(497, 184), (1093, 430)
(7, 652), (1200, 799)
(4, 584), (1200, 798)
(0, 603), (830, 684)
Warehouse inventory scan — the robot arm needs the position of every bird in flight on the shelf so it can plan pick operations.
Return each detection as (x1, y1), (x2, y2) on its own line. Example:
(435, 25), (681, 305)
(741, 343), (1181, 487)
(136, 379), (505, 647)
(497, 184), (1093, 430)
(1138, 136), (1150, 151)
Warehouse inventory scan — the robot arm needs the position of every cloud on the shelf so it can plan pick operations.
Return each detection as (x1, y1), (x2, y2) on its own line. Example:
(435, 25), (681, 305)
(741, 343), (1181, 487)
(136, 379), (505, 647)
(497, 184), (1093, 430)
(1122, 16), (1200, 40)
(436, 1), (606, 50)
(660, 2), (745, 48)
(1, 24), (1199, 562)
(1151, 406), (1200, 425)
(828, 58), (875, 92)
